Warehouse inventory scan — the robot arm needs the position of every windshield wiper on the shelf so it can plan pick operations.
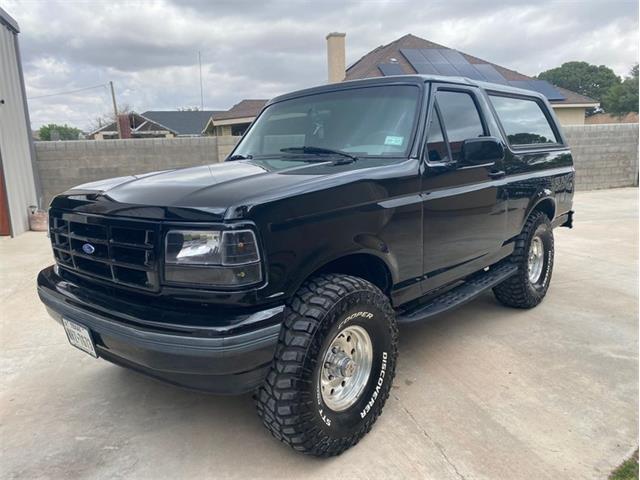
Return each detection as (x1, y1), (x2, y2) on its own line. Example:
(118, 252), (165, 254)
(227, 154), (253, 161)
(280, 146), (357, 164)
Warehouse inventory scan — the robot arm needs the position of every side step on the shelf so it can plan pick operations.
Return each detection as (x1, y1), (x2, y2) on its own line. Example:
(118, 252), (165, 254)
(396, 263), (518, 324)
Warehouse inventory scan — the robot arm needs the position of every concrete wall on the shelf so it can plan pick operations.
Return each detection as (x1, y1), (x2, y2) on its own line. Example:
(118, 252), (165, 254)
(563, 123), (639, 190)
(35, 136), (239, 206)
(34, 124), (638, 206)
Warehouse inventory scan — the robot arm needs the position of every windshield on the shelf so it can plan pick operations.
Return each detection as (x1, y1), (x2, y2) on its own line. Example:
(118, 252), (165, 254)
(232, 85), (420, 159)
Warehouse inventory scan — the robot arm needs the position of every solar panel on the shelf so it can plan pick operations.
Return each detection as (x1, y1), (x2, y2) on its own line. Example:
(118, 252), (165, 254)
(473, 64), (508, 84)
(400, 49), (428, 65)
(421, 48), (449, 64)
(525, 80), (566, 101)
(439, 49), (468, 65)
(508, 81), (530, 88)
(412, 63), (439, 75)
(378, 63), (405, 76)
(508, 80), (565, 101)
(431, 63), (461, 76)
(453, 63), (487, 80)
(399, 49), (438, 74)
(399, 47), (558, 99)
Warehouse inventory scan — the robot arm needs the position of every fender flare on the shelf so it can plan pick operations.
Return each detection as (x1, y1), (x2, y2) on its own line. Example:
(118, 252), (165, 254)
(286, 246), (398, 299)
(522, 189), (556, 230)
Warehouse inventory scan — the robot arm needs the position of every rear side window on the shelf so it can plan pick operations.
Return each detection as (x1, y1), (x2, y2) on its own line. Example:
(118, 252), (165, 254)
(489, 95), (559, 146)
(436, 90), (485, 161)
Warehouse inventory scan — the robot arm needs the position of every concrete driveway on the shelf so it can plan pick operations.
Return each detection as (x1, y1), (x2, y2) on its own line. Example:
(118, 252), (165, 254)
(1, 188), (637, 480)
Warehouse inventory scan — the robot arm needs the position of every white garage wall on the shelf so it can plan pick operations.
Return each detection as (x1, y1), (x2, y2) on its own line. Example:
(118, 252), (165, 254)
(0, 9), (38, 235)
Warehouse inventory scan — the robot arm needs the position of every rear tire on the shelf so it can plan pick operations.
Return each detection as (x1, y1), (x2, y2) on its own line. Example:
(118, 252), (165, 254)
(493, 210), (554, 308)
(255, 274), (398, 457)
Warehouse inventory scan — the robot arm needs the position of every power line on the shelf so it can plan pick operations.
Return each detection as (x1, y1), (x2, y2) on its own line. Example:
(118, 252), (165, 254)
(27, 83), (108, 100)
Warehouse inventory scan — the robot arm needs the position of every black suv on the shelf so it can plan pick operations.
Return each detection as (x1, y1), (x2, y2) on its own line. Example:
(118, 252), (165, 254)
(38, 75), (574, 456)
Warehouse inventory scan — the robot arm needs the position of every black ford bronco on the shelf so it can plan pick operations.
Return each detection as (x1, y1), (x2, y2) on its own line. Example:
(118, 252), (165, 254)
(38, 75), (574, 456)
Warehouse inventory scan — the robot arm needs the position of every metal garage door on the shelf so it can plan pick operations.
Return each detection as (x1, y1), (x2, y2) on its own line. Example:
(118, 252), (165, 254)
(0, 8), (38, 236)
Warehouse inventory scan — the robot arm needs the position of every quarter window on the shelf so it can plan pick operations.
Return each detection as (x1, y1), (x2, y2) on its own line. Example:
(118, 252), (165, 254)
(425, 109), (449, 163)
(489, 95), (558, 146)
(436, 91), (485, 161)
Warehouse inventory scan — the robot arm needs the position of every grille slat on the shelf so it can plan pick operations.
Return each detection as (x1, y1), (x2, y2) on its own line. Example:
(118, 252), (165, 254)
(49, 210), (160, 291)
(109, 240), (154, 250)
(68, 233), (109, 244)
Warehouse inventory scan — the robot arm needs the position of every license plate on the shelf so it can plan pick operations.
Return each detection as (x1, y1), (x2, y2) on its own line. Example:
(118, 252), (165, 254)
(63, 318), (97, 358)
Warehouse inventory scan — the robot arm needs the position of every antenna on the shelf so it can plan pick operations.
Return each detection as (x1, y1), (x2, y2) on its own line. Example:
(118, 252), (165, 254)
(198, 51), (204, 110)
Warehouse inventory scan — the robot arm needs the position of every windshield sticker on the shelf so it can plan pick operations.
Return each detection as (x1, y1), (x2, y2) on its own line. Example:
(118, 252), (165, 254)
(384, 136), (404, 146)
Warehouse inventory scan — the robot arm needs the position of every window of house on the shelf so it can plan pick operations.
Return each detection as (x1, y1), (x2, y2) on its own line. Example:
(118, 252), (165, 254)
(231, 123), (251, 136)
(425, 109), (449, 163)
(436, 91), (485, 161)
(489, 95), (558, 146)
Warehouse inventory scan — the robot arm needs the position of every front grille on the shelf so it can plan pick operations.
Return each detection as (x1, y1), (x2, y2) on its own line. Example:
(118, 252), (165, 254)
(49, 210), (160, 291)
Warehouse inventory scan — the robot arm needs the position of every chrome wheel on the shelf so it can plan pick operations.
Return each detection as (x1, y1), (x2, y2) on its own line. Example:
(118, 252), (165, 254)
(320, 325), (373, 411)
(528, 236), (544, 283)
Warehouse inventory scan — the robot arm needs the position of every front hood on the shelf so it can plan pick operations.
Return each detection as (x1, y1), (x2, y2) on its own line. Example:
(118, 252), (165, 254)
(52, 158), (384, 221)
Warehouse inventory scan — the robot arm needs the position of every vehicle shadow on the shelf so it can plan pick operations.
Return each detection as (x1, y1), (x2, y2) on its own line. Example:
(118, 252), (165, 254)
(79, 290), (520, 477)
(398, 290), (517, 350)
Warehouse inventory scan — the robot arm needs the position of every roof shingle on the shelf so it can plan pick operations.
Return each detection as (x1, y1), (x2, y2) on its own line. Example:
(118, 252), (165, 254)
(345, 34), (597, 105)
(141, 110), (222, 135)
(211, 99), (267, 121)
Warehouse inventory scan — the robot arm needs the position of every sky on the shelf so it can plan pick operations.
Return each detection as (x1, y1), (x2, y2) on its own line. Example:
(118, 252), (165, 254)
(4, 0), (639, 131)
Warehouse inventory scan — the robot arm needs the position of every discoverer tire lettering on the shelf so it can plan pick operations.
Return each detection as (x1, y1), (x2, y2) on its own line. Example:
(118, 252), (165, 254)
(361, 351), (387, 419)
(255, 274), (398, 457)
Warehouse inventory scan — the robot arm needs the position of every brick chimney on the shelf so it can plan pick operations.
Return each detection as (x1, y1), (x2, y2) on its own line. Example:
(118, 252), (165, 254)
(118, 113), (132, 139)
(326, 32), (346, 83)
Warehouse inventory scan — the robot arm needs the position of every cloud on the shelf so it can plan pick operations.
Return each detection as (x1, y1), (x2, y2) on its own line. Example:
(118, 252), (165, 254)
(4, 0), (638, 130)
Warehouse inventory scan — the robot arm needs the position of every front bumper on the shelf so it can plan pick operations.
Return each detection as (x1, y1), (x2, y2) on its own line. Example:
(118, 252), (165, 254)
(37, 266), (284, 394)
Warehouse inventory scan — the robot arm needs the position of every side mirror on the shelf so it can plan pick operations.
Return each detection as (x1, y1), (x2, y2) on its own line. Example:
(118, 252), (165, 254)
(460, 137), (504, 167)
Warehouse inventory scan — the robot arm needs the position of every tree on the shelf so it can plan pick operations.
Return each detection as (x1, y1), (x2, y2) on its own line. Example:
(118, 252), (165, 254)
(602, 64), (639, 116)
(38, 123), (82, 141)
(538, 61), (621, 102)
(88, 103), (133, 132)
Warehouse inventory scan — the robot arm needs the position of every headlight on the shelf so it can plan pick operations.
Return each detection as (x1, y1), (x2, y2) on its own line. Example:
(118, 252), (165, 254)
(166, 231), (222, 265)
(164, 229), (262, 287)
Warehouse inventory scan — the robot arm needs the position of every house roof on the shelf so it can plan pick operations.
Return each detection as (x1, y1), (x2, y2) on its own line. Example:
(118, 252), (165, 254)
(211, 99), (267, 121)
(90, 100), (269, 138)
(345, 34), (597, 106)
(141, 110), (222, 136)
(89, 112), (178, 136)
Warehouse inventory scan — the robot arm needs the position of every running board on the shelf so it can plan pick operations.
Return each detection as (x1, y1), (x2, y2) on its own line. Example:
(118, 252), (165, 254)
(396, 263), (518, 324)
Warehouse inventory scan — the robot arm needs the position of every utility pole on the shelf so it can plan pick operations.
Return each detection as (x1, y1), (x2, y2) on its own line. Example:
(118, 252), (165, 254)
(109, 81), (122, 139)
(198, 51), (204, 110)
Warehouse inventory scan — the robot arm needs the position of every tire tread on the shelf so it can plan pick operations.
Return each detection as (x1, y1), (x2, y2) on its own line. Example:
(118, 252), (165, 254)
(255, 273), (398, 457)
(493, 210), (554, 308)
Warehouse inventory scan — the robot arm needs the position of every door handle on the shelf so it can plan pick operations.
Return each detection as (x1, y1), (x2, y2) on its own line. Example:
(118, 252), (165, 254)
(489, 170), (505, 179)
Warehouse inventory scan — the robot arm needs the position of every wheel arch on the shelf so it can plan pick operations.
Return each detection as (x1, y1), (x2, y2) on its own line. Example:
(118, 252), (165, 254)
(296, 251), (395, 297)
(524, 192), (556, 228)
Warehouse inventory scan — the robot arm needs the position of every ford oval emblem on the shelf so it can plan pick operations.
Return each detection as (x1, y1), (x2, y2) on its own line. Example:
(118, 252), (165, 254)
(82, 243), (96, 255)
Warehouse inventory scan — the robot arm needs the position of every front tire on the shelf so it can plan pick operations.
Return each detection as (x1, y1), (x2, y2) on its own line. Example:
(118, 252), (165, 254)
(493, 210), (554, 308)
(255, 274), (398, 457)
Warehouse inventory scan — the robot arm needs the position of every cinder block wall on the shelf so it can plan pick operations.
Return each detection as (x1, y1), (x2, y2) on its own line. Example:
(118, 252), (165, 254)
(35, 136), (240, 206)
(563, 124), (639, 190)
(34, 124), (638, 206)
